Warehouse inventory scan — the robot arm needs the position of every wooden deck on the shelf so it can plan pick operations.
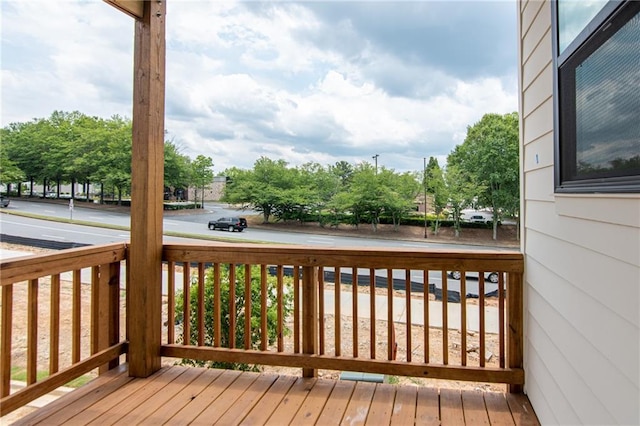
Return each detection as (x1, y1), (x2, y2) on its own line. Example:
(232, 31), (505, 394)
(12, 365), (539, 425)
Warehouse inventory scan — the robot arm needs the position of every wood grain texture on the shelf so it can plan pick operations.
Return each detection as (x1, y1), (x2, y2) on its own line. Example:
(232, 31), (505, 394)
(128, 0), (166, 377)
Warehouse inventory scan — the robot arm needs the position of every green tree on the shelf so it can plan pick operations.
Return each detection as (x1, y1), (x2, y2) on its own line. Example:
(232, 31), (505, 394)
(444, 164), (484, 237)
(426, 157), (447, 235)
(164, 141), (192, 199)
(222, 157), (291, 223)
(448, 112), (519, 239)
(0, 140), (24, 192)
(378, 169), (420, 230)
(191, 155), (214, 208)
(175, 264), (293, 370)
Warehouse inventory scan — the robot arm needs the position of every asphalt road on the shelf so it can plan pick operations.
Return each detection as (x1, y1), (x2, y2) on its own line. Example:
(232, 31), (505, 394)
(0, 199), (507, 296)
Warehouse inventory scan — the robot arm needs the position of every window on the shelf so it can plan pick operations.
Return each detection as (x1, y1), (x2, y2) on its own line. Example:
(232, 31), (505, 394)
(553, 0), (640, 193)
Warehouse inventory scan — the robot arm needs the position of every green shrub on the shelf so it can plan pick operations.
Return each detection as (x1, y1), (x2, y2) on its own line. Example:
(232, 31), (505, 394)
(175, 264), (294, 371)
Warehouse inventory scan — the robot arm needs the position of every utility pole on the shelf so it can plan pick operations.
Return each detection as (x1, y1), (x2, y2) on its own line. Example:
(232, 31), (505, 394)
(372, 154), (379, 175)
(424, 157), (428, 239)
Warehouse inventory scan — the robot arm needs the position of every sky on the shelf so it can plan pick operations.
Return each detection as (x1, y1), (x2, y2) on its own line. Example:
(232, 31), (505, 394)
(1, 0), (519, 175)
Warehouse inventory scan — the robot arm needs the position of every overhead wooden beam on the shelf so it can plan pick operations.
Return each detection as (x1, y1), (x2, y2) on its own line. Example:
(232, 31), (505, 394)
(103, 0), (144, 20)
(128, 0), (166, 378)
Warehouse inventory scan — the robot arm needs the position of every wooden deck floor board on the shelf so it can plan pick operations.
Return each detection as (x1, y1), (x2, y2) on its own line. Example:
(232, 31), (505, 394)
(290, 378), (336, 424)
(415, 387), (440, 425)
(484, 391), (516, 425)
(143, 367), (223, 424)
(86, 366), (187, 426)
(165, 369), (243, 425)
(241, 375), (298, 425)
(7, 366), (540, 425)
(13, 364), (130, 426)
(340, 381), (376, 426)
(440, 388), (465, 425)
(315, 379), (356, 425)
(366, 383), (395, 425)
(118, 366), (205, 424)
(191, 370), (260, 425)
(461, 390), (490, 425)
(390, 384), (417, 426)
(265, 377), (316, 425)
(506, 392), (540, 425)
(216, 374), (279, 425)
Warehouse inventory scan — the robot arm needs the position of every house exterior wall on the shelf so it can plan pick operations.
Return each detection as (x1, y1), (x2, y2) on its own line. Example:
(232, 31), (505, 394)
(518, 1), (640, 424)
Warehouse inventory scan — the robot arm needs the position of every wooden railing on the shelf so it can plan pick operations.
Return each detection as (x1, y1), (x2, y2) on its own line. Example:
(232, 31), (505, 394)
(0, 241), (525, 416)
(0, 244), (128, 415)
(161, 243), (524, 392)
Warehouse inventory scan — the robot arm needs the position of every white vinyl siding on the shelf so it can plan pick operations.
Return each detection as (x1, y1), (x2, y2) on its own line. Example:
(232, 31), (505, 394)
(518, 1), (640, 424)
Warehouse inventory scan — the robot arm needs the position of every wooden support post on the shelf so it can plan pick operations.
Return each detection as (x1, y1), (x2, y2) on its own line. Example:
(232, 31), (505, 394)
(128, 0), (166, 378)
(508, 272), (524, 393)
(302, 266), (318, 377)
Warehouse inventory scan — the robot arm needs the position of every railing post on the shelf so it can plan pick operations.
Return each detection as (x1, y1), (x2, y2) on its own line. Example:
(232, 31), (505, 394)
(302, 266), (318, 378)
(129, 0), (166, 377)
(507, 271), (524, 393)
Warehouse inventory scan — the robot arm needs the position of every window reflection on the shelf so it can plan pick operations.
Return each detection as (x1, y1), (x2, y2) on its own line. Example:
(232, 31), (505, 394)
(574, 10), (640, 176)
(558, 0), (608, 53)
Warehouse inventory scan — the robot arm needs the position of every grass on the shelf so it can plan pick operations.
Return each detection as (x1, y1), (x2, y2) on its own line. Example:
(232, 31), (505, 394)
(10, 367), (93, 388)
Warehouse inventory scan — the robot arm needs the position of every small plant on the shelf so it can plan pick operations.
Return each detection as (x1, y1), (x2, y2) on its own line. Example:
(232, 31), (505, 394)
(175, 264), (294, 371)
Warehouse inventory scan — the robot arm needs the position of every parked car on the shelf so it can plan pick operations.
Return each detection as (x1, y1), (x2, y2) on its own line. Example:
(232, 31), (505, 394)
(0, 196), (9, 208)
(449, 270), (500, 283)
(208, 217), (247, 232)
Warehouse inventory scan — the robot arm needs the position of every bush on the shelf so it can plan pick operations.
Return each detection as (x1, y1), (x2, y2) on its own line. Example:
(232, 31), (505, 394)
(175, 264), (294, 371)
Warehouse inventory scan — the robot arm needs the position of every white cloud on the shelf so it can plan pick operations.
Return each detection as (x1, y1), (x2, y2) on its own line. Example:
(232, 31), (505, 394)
(1, 0), (518, 174)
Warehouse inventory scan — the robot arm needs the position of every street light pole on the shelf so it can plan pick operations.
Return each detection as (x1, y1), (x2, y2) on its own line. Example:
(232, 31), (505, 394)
(424, 157), (428, 239)
(372, 154), (379, 174)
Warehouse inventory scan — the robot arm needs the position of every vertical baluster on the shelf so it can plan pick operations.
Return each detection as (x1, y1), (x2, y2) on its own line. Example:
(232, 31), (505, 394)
(198, 263), (205, 346)
(214, 263), (221, 348)
(260, 265), (268, 351)
(479, 273), (486, 368)
(352, 267), (358, 358)
(508, 272), (524, 393)
(387, 269), (393, 361)
(91, 266), (100, 355)
(293, 265), (300, 353)
(229, 264), (236, 349)
(461, 273), (467, 366)
(27, 278), (38, 385)
(369, 268), (376, 359)
(318, 266), (325, 355)
(72, 270), (81, 363)
(276, 265), (283, 352)
(94, 264), (111, 373)
(183, 263), (191, 345)
(405, 270), (412, 363)
(335, 267), (341, 357)
(245, 264), (252, 350)
(50, 274), (61, 374)
(302, 266), (318, 378)
(498, 272), (505, 368)
(1, 284), (13, 397)
(167, 261), (175, 344)
(108, 262), (120, 371)
(441, 270), (448, 365)
(423, 269), (429, 363)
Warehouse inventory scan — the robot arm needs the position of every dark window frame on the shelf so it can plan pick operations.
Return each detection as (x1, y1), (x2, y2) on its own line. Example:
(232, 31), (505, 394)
(552, 0), (640, 193)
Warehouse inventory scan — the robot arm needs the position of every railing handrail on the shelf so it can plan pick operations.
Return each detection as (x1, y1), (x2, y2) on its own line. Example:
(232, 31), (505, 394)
(0, 243), (127, 286)
(163, 243), (524, 271)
